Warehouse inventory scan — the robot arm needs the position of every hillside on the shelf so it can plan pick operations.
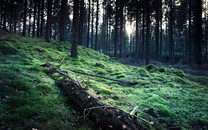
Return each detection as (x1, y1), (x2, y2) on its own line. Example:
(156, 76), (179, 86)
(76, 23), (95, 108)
(0, 33), (208, 129)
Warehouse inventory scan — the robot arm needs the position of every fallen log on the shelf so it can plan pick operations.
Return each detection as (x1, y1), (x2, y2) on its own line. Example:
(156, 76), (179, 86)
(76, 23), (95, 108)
(44, 63), (146, 130)
(67, 69), (139, 85)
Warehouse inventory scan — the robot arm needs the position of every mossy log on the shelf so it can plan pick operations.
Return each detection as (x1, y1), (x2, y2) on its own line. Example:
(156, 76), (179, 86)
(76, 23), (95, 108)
(68, 69), (138, 85)
(45, 63), (145, 130)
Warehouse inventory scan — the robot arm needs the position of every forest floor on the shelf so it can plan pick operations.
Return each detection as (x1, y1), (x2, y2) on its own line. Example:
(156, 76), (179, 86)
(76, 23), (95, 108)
(0, 30), (208, 129)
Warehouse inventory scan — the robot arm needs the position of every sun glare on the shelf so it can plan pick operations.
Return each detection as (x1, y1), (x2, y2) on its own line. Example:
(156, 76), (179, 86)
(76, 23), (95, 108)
(126, 22), (132, 35)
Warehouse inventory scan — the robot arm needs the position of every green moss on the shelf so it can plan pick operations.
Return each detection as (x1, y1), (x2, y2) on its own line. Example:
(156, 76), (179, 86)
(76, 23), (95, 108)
(153, 103), (171, 117)
(146, 64), (158, 72)
(94, 68), (107, 75)
(52, 73), (60, 79)
(137, 68), (150, 77)
(158, 67), (166, 72)
(11, 80), (32, 91)
(116, 74), (126, 79)
(166, 82), (175, 87)
(36, 83), (52, 94)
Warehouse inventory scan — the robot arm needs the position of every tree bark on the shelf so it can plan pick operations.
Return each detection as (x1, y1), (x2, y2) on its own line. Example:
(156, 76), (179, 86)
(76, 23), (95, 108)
(3, 0), (7, 30)
(195, 0), (202, 64)
(136, 1), (139, 58)
(169, 0), (174, 64)
(71, 0), (79, 58)
(60, 0), (68, 41)
(78, 0), (84, 45)
(91, 1), (94, 49)
(159, 0), (163, 58)
(95, 0), (99, 50)
(145, 0), (150, 65)
(141, 0), (145, 59)
(46, 0), (52, 42)
(33, 0), (37, 37)
(28, 2), (32, 36)
(119, 0), (124, 58)
(23, 0), (27, 36)
(155, 0), (159, 60)
(37, 0), (41, 37)
(114, 0), (118, 57)
(87, 0), (91, 48)
(40, 0), (44, 37)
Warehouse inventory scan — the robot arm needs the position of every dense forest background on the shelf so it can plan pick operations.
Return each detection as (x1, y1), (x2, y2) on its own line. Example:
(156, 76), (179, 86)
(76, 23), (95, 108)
(0, 0), (208, 64)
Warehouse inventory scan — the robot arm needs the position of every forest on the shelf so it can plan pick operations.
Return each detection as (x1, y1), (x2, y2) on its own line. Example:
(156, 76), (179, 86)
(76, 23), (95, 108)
(0, 0), (208, 129)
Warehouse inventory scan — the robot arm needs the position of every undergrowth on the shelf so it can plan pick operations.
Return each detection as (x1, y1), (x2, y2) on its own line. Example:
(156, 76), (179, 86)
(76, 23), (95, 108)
(0, 34), (208, 129)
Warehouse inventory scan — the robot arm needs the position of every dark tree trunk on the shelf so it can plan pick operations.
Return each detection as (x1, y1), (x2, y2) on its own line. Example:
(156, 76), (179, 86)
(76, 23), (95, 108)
(136, 1), (139, 58)
(87, 0), (91, 48)
(155, 0), (159, 60)
(0, 0), (4, 26)
(169, 0), (174, 64)
(195, 0), (202, 64)
(78, 0), (84, 45)
(91, 1), (94, 49)
(145, 0), (150, 65)
(37, 0), (41, 37)
(159, 0), (163, 58)
(40, 0), (44, 37)
(60, 0), (68, 41)
(23, 0), (27, 36)
(188, 0), (192, 62)
(33, 0), (37, 37)
(114, 0), (118, 57)
(141, 0), (145, 59)
(119, 0), (124, 58)
(46, 0), (52, 42)
(71, 0), (79, 58)
(13, 3), (17, 33)
(3, 0), (7, 30)
(95, 0), (99, 50)
(9, 0), (13, 32)
(28, 3), (32, 36)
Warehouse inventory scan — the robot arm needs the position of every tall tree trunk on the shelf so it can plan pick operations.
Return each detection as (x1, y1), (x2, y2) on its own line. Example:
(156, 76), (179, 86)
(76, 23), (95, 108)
(28, 3), (32, 36)
(195, 0), (202, 64)
(46, 0), (52, 42)
(23, 0), (27, 36)
(135, 0), (139, 58)
(119, 0), (124, 58)
(40, 0), (44, 37)
(114, 0), (118, 57)
(78, 0), (84, 45)
(145, 0), (150, 65)
(0, 0), (4, 26)
(95, 0), (99, 50)
(13, 3), (17, 33)
(91, 1), (94, 49)
(37, 0), (41, 37)
(33, 1), (37, 37)
(9, 0), (13, 32)
(141, 0), (145, 59)
(188, 0), (192, 62)
(159, 0), (163, 58)
(60, 0), (68, 41)
(71, 0), (79, 58)
(3, 0), (7, 30)
(169, 0), (174, 64)
(87, 0), (91, 48)
(155, 0), (159, 60)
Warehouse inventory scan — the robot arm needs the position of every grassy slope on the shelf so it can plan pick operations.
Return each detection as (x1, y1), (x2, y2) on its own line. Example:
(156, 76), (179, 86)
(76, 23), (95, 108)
(0, 34), (208, 129)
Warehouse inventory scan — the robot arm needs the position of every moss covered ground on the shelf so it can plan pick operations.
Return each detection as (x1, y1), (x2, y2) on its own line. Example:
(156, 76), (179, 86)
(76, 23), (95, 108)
(0, 34), (208, 129)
